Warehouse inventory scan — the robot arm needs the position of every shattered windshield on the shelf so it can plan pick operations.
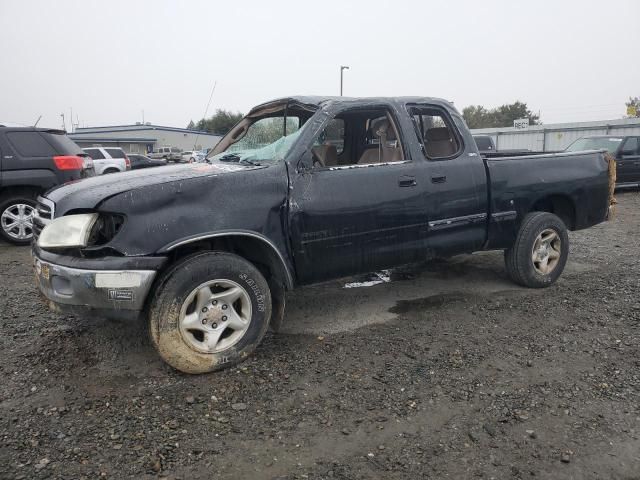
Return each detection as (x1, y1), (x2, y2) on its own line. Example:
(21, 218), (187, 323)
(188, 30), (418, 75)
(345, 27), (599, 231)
(209, 115), (303, 166)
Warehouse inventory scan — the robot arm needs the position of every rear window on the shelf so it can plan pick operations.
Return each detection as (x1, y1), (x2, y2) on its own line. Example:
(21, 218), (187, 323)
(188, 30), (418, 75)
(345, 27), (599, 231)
(84, 148), (105, 159)
(6, 131), (56, 157)
(105, 148), (125, 159)
(474, 136), (494, 151)
(42, 132), (83, 155)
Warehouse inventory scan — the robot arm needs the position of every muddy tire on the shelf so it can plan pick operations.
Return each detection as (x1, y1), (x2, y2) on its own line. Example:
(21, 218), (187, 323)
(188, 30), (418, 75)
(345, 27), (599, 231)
(504, 212), (569, 288)
(0, 192), (37, 245)
(149, 251), (272, 374)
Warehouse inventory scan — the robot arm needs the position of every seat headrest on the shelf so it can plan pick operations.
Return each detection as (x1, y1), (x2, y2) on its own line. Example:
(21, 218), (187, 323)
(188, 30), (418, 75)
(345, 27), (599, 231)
(425, 127), (452, 142)
(370, 118), (390, 137)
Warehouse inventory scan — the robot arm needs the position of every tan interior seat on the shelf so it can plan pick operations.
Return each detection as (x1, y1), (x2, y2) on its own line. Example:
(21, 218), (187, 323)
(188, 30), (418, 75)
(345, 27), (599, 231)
(425, 127), (456, 158)
(311, 144), (338, 167)
(358, 118), (402, 164)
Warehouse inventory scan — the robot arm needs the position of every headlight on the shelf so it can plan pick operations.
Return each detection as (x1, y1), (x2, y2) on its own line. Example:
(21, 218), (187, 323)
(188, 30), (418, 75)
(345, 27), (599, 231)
(38, 213), (99, 249)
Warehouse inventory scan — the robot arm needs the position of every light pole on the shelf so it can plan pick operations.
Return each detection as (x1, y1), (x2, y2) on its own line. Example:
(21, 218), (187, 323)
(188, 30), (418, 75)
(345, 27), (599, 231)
(340, 65), (349, 96)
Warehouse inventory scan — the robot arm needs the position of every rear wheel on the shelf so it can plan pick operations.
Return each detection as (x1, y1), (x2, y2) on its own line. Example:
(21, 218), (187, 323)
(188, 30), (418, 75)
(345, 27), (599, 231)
(149, 252), (272, 374)
(504, 212), (569, 288)
(0, 193), (37, 245)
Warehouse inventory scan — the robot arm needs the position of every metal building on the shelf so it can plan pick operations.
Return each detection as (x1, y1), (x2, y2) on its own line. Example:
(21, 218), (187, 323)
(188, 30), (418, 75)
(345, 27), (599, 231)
(471, 117), (640, 152)
(69, 124), (222, 154)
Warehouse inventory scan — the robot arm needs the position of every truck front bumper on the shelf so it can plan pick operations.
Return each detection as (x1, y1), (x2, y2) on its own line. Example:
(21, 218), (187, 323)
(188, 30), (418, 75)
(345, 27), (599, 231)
(32, 245), (167, 320)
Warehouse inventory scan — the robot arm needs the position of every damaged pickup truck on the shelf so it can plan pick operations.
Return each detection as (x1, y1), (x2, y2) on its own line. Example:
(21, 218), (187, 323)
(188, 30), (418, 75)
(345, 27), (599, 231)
(32, 96), (615, 374)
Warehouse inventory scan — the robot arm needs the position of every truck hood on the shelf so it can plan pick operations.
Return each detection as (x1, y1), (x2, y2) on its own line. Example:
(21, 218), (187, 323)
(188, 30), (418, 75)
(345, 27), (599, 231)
(46, 162), (262, 213)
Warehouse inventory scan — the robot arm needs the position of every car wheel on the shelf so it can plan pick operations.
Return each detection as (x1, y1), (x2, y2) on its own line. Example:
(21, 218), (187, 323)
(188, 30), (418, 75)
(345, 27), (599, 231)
(149, 251), (272, 374)
(504, 212), (569, 288)
(103, 168), (119, 174)
(0, 194), (37, 245)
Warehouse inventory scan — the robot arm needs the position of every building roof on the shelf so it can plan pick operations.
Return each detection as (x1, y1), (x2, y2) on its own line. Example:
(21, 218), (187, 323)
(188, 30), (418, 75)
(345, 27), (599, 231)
(73, 124), (222, 137)
(69, 136), (157, 143)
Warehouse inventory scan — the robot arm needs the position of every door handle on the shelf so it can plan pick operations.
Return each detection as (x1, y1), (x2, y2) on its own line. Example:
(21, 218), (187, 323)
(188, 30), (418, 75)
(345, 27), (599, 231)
(431, 175), (447, 184)
(398, 175), (417, 187)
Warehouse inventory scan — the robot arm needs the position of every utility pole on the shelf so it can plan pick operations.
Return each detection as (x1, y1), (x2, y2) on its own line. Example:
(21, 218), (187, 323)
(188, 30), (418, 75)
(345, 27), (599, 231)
(340, 65), (349, 96)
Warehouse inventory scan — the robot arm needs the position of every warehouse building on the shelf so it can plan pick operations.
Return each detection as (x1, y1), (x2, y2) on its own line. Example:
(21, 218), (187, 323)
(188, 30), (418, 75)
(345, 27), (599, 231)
(69, 124), (222, 154)
(471, 117), (640, 152)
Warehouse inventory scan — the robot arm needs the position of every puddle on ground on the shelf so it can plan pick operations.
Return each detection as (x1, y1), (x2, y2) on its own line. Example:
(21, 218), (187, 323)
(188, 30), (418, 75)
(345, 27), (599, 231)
(389, 292), (473, 315)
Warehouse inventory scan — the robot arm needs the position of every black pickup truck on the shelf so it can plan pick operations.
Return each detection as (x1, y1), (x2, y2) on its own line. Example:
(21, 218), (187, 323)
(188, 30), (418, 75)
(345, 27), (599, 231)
(32, 96), (614, 374)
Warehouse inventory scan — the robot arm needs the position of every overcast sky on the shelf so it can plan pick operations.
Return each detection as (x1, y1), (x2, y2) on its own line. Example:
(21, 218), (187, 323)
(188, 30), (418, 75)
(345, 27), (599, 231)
(1, 0), (638, 130)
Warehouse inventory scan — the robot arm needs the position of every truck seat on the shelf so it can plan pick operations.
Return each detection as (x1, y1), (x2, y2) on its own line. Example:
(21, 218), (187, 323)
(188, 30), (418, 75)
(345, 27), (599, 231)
(425, 127), (456, 158)
(358, 119), (402, 164)
(311, 145), (338, 167)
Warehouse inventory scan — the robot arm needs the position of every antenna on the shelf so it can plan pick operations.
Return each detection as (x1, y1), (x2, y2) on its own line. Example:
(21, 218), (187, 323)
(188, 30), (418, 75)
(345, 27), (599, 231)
(193, 80), (217, 151)
(33, 115), (42, 127)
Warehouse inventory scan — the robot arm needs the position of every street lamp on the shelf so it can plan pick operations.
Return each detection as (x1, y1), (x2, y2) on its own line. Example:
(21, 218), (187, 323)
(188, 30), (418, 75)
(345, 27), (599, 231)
(340, 65), (349, 96)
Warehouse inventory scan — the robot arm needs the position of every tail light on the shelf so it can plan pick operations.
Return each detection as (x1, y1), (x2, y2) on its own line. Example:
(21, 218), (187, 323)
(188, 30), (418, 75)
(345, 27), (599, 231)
(124, 155), (131, 170)
(53, 155), (84, 170)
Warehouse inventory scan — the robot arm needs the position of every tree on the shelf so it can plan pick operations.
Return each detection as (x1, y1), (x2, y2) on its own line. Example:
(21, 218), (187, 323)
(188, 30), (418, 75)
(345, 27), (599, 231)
(186, 119), (196, 130)
(462, 101), (540, 129)
(625, 97), (639, 118)
(194, 109), (244, 135)
(461, 105), (491, 129)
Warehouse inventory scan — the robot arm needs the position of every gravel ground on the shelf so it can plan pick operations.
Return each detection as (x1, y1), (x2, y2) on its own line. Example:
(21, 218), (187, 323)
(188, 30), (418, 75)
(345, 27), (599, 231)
(1, 192), (639, 480)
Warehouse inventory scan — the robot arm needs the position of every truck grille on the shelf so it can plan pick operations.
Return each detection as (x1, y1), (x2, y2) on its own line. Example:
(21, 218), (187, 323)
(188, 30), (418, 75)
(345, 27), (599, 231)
(33, 197), (55, 240)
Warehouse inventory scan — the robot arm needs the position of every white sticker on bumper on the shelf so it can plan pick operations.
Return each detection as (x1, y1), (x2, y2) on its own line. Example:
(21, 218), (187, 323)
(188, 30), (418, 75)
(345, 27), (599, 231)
(95, 272), (143, 288)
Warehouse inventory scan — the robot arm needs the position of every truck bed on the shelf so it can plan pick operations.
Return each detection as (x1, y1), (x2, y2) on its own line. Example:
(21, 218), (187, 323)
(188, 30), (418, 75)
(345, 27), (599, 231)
(483, 150), (613, 249)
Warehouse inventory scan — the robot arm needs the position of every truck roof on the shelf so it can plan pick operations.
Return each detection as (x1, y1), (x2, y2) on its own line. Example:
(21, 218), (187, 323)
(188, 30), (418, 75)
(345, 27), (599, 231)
(249, 96), (457, 115)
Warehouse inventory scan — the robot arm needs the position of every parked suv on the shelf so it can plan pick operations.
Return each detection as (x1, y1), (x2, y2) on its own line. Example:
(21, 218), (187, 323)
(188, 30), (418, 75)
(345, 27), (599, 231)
(566, 136), (640, 188)
(150, 146), (182, 162)
(82, 147), (131, 175)
(0, 125), (94, 244)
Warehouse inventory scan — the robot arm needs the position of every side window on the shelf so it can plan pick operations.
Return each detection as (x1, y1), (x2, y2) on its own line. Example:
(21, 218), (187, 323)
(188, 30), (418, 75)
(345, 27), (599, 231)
(622, 137), (639, 155)
(410, 106), (462, 160)
(314, 118), (345, 154)
(311, 109), (404, 168)
(6, 132), (56, 157)
(84, 148), (105, 159)
(105, 148), (124, 158)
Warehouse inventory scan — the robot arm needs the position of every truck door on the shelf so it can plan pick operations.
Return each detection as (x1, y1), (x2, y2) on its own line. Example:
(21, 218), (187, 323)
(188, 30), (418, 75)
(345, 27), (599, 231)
(406, 104), (488, 256)
(617, 137), (640, 184)
(288, 106), (430, 284)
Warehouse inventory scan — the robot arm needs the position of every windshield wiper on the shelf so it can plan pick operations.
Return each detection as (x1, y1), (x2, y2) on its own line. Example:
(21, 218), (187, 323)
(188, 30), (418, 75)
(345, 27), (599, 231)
(216, 153), (261, 166)
(218, 153), (241, 162)
(239, 158), (262, 166)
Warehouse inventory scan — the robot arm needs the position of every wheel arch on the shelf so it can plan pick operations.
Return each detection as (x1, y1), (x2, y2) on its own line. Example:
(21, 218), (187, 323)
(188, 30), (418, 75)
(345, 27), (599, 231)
(529, 194), (576, 230)
(158, 231), (294, 290)
(0, 185), (44, 200)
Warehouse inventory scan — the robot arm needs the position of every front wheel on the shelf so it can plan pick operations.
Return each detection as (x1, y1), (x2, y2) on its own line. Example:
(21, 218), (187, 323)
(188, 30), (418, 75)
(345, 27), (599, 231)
(149, 252), (272, 374)
(504, 212), (569, 288)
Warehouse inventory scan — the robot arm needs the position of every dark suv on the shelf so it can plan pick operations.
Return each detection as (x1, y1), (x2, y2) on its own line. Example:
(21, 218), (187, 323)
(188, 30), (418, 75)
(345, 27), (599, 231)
(0, 125), (94, 244)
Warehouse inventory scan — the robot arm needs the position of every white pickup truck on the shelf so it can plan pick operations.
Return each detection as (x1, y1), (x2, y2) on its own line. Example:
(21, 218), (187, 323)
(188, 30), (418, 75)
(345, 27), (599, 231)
(150, 146), (183, 162)
(82, 147), (131, 175)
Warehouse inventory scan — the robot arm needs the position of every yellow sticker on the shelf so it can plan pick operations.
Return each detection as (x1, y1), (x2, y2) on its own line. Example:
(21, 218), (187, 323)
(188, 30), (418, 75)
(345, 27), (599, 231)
(41, 263), (50, 280)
